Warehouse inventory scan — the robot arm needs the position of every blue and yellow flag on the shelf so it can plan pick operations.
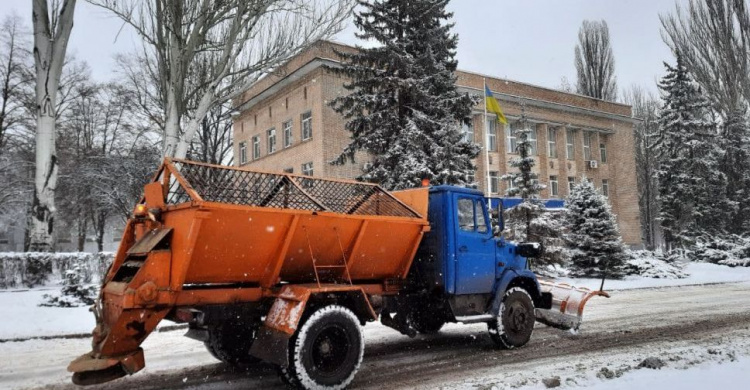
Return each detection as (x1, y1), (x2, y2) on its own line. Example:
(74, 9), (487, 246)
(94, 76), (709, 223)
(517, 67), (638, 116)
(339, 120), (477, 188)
(485, 85), (508, 125)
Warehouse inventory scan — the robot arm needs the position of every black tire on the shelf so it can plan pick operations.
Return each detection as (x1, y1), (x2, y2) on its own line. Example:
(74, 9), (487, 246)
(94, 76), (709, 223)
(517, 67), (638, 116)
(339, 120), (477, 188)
(488, 287), (535, 349)
(280, 305), (364, 390)
(204, 321), (261, 366)
(408, 308), (445, 334)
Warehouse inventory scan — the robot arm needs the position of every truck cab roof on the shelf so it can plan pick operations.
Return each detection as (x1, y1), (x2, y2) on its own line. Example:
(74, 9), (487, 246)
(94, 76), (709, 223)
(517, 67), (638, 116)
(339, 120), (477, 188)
(428, 185), (484, 197)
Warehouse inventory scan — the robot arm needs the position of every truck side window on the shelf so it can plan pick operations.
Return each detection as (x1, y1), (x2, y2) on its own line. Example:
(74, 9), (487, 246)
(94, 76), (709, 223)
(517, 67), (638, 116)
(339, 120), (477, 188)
(457, 198), (475, 231)
(475, 201), (488, 233)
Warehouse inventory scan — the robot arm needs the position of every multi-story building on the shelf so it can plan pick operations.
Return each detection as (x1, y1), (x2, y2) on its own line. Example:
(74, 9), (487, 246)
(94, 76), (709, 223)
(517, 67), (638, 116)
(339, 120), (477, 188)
(232, 41), (642, 246)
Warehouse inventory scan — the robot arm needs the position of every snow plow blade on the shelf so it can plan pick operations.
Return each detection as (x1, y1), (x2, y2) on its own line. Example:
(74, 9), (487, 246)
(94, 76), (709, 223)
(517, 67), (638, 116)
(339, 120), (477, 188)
(534, 280), (610, 331)
(68, 348), (145, 386)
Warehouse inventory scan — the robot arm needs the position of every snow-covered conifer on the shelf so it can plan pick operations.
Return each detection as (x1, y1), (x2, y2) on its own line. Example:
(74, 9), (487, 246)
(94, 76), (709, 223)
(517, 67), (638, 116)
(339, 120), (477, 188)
(655, 55), (729, 250)
(565, 178), (626, 279)
(330, 0), (479, 190)
(502, 112), (545, 240)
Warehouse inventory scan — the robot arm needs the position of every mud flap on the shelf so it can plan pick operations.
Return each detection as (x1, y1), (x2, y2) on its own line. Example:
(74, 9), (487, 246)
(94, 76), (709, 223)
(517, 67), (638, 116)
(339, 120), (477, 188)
(534, 280), (610, 331)
(249, 286), (312, 367)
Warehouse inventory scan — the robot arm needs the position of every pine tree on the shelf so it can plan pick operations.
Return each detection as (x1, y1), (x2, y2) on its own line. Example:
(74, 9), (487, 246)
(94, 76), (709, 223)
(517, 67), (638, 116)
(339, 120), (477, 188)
(565, 179), (626, 279)
(502, 111), (545, 240)
(330, 0), (479, 190)
(655, 55), (729, 250)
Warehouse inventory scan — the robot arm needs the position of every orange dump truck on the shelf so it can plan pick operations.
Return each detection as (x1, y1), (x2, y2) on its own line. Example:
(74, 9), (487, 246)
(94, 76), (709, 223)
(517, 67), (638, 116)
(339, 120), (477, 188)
(68, 159), (606, 389)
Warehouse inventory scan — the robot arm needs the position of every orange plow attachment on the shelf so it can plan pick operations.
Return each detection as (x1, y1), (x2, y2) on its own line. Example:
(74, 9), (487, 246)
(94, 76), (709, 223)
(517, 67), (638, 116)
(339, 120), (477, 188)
(534, 280), (610, 331)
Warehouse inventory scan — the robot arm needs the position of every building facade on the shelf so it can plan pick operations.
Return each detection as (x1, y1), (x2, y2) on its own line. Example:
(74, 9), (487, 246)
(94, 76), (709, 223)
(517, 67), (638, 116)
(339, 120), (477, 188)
(232, 41), (642, 246)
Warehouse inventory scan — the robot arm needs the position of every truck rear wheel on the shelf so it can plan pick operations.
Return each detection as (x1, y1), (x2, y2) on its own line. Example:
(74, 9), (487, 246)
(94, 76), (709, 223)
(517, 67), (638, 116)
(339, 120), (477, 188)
(204, 321), (261, 366)
(281, 305), (364, 389)
(488, 287), (535, 349)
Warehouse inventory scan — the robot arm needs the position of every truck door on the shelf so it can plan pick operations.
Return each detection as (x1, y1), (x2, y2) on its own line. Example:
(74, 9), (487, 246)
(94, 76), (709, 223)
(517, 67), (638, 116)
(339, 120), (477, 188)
(454, 196), (496, 294)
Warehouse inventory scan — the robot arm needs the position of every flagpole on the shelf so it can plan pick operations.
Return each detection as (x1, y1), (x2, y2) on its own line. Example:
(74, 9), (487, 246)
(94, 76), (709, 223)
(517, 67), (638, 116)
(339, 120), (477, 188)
(483, 78), (492, 210)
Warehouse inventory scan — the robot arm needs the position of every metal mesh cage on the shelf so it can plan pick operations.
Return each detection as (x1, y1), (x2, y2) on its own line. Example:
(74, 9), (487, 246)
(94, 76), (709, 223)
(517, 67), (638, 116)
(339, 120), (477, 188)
(167, 160), (420, 218)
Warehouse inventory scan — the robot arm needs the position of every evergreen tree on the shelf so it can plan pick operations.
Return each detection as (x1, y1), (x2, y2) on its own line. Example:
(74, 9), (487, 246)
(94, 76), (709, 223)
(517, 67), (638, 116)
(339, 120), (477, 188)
(655, 56), (729, 250)
(565, 179), (626, 279)
(330, 0), (479, 190)
(502, 111), (545, 239)
(721, 110), (750, 231)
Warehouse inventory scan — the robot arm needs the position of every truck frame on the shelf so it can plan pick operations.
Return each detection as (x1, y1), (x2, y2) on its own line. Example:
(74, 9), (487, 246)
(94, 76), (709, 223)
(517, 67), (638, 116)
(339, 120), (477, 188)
(68, 159), (607, 389)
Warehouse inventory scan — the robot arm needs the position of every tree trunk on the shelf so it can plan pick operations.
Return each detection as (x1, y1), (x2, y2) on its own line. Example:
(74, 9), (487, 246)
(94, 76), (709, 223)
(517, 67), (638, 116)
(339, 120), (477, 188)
(163, 89), (180, 157)
(29, 112), (58, 251)
(28, 0), (77, 251)
(174, 86), (216, 159)
(76, 213), (87, 252)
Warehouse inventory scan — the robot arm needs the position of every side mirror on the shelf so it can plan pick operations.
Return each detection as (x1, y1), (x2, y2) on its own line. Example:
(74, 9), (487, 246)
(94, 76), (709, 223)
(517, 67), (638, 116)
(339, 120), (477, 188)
(517, 242), (543, 258)
(491, 205), (504, 235)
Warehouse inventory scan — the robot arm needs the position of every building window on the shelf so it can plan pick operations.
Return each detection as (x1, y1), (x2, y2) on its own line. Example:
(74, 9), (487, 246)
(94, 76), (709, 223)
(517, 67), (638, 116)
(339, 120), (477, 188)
(283, 120), (293, 148)
(302, 162), (314, 176)
(239, 141), (247, 165)
(486, 119), (497, 151)
(466, 171), (476, 188)
(568, 176), (575, 192)
(489, 171), (499, 194)
(583, 132), (593, 160)
(301, 111), (312, 140)
(283, 167), (293, 173)
(602, 179), (609, 197)
(461, 120), (474, 143)
(549, 175), (559, 197)
(303, 86), (307, 100)
(252, 136), (260, 159)
(506, 177), (516, 192)
(267, 128), (276, 154)
(566, 129), (575, 160)
(268, 106), (272, 118)
(528, 124), (538, 155)
(506, 123), (517, 153)
(600, 142), (608, 163)
(548, 127), (558, 158)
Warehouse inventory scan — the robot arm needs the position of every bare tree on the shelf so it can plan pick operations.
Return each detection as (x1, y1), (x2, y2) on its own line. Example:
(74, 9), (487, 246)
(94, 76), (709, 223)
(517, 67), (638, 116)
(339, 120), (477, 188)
(575, 20), (618, 101)
(622, 85), (662, 250)
(188, 102), (234, 165)
(29, 0), (77, 251)
(89, 0), (353, 160)
(57, 79), (159, 251)
(0, 14), (32, 155)
(661, 0), (750, 116)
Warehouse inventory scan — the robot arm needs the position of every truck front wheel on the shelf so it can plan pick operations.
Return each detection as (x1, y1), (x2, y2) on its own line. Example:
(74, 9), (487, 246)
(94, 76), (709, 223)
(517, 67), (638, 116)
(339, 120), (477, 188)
(488, 287), (535, 349)
(282, 305), (364, 389)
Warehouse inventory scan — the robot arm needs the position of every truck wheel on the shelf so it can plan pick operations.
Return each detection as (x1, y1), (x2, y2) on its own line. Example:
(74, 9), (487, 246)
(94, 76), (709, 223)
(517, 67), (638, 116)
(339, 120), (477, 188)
(204, 321), (261, 366)
(488, 287), (535, 349)
(281, 305), (364, 389)
(408, 309), (445, 334)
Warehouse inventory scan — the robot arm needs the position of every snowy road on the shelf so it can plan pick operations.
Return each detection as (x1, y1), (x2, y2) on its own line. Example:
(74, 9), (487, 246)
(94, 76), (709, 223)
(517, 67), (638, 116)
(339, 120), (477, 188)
(4, 281), (750, 390)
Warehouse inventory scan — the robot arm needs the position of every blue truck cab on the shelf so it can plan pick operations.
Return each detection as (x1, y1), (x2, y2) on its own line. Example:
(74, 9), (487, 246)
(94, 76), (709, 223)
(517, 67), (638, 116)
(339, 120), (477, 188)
(383, 185), (553, 347)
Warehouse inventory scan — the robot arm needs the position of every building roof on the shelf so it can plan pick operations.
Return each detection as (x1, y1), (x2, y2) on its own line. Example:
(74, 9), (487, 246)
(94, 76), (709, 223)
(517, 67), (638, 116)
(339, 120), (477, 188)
(233, 40), (635, 126)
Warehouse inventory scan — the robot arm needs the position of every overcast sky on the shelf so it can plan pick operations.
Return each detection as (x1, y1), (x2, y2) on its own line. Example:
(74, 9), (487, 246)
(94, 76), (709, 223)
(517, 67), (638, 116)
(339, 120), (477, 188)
(2, 0), (677, 96)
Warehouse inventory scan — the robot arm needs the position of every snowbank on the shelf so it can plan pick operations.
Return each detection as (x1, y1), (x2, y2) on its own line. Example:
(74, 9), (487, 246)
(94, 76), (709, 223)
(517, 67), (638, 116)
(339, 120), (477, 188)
(558, 262), (750, 291)
(0, 252), (112, 289)
(579, 358), (749, 390)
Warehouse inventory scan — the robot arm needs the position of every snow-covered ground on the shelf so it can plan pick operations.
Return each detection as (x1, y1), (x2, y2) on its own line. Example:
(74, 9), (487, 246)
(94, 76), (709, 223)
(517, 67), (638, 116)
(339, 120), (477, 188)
(557, 262), (750, 291)
(0, 289), (94, 340)
(580, 358), (749, 390)
(1, 263), (750, 389)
